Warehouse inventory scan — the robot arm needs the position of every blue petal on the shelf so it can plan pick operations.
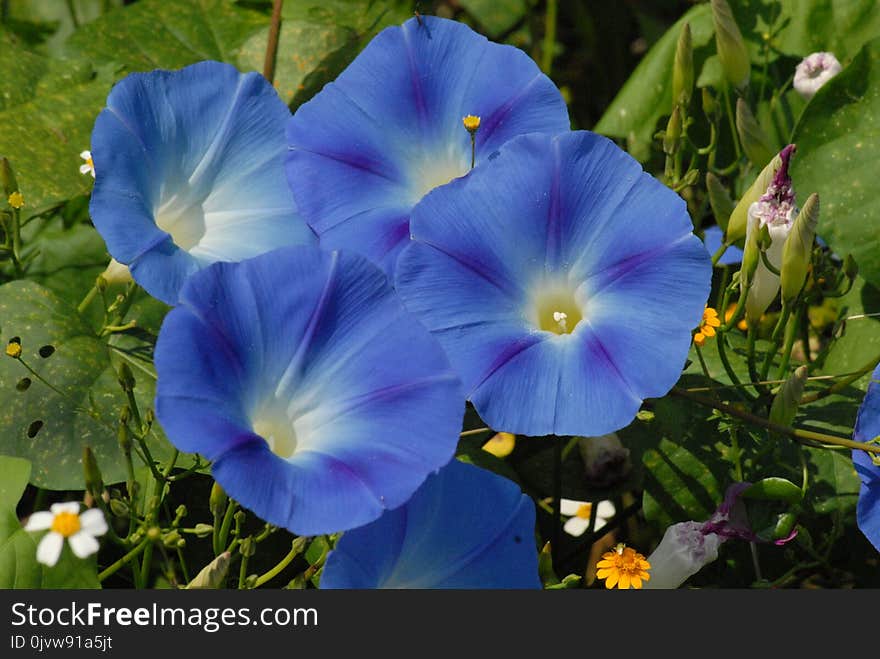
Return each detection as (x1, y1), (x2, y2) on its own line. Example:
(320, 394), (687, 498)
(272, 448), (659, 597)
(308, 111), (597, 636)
(286, 15), (569, 276)
(396, 131), (711, 437)
(154, 246), (465, 535)
(703, 226), (743, 265)
(90, 60), (315, 305)
(853, 364), (880, 550)
(320, 459), (540, 589)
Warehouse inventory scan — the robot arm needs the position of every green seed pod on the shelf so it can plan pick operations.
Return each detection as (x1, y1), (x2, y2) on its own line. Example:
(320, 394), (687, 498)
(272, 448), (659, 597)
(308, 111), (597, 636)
(209, 482), (228, 518)
(736, 98), (775, 169)
(780, 193), (819, 306)
(673, 23), (694, 108)
(193, 523), (214, 538)
(726, 151), (784, 243)
(706, 172), (735, 232)
(711, 0), (750, 90)
(109, 498), (129, 517)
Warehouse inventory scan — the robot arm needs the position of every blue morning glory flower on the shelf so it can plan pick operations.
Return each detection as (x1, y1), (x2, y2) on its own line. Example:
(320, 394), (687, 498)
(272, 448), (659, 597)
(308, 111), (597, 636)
(852, 364), (880, 551)
(153, 245), (465, 535)
(286, 15), (570, 276)
(395, 131), (712, 437)
(320, 459), (540, 589)
(89, 61), (316, 305)
(703, 225), (743, 265)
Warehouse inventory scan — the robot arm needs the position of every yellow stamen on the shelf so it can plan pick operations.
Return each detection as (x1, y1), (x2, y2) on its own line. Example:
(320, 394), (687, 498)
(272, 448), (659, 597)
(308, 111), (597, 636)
(462, 115), (481, 132)
(5, 341), (21, 359)
(50, 511), (81, 538)
(7, 191), (24, 209)
(596, 543), (651, 590)
(575, 503), (592, 519)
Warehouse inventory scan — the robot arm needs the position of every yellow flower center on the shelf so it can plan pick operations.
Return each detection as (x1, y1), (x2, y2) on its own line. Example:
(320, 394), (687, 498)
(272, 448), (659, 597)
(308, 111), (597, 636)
(533, 288), (583, 335)
(482, 432), (516, 458)
(251, 401), (298, 459)
(462, 114), (481, 132)
(51, 511), (81, 538)
(595, 543), (651, 589)
(5, 342), (21, 359)
(8, 191), (24, 209)
(575, 503), (592, 519)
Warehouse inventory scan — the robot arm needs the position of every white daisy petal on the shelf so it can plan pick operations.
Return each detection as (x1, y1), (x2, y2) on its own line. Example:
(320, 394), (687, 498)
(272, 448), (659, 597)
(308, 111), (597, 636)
(68, 531), (100, 559)
(80, 164), (92, 175)
(596, 500), (616, 520)
(594, 516), (608, 532)
(36, 532), (64, 566)
(560, 498), (585, 517)
(23, 511), (54, 531)
(50, 502), (80, 515)
(80, 150), (91, 160)
(563, 516), (591, 537)
(79, 508), (108, 536)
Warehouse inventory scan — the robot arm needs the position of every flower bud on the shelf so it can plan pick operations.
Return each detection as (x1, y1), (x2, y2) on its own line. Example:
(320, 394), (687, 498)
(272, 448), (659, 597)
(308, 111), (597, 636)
(642, 521), (725, 589)
(770, 365), (808, 428)
(701, 87), (718, 118)
(82, 446), (104, 500)
(117, 362), (136, 393)
(193, 523), (214, 538)
(109, 498), (129, 517)
(239, 536), (256, 557)
(706, 172), (735, 232)
(663, 106), (683, 156)
(711, 0), (750, 90)
(736, 98), (775, 168)
(793, 52), (842, 100)
(186, 552), (232, 589)
(578, 433), (631, 488)
(672, 23), (694, 108)
(726, 148), (790, 243)
(780, 193), (819, 306)
(209, 482), (228, 518)
(101, 258), (133, 285)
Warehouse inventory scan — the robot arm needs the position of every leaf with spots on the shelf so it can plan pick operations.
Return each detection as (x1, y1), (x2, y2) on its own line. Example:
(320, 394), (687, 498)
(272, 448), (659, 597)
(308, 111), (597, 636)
(236, 0), (412, 108)
(64, 0), (268, 73)
(792, 37), (880, 286)
(0, 281), (174, 490)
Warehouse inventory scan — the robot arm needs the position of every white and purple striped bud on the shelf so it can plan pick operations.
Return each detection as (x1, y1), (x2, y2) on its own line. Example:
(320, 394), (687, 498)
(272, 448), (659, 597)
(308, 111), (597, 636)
(743, 145), (797, 324)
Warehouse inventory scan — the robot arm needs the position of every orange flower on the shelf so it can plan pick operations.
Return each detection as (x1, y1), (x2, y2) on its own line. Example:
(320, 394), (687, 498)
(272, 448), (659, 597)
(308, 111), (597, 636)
(693, 306), (721, 347)
(724, 303), (748, 331)
(596, 543), (651, 589)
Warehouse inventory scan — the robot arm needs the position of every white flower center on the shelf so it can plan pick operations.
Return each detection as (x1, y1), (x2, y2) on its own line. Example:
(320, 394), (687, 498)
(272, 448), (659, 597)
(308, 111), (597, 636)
(251, 400), (298, 459)
(528, 280), (584, 335)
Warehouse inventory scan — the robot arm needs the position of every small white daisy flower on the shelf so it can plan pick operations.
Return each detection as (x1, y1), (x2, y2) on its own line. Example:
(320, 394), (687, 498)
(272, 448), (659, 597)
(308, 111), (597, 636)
(560, 498), (615, 537)
(79, 150), (95, 178)
(24, 502), (108, 566)
(793, 52), (842, 100)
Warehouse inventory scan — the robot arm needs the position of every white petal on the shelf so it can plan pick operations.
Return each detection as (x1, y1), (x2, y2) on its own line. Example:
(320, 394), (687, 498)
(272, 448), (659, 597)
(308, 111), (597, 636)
(559, 499), (585, 517)
(79, 508), (108, 536)
(23, 511), (54, 531)
(36, 533), (64, 566)
(596, 500), (616, 520)
(68, 531), (100, 559)
(50, 501), (80, 515)
(80, 150), (91, 159)
(80, 164), (92, 174)
(563, 516), (590, 537)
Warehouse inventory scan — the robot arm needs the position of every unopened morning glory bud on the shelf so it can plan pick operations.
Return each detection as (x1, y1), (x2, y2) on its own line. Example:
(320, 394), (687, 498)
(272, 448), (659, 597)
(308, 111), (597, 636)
(726, 147), (790, 243)
(706, 172), (735, 232)
(770, 366), (809, 426)
(642, 521), (725, 589)
(209, 482), (228, 519)
(673, 22), (694, 108)
(736, 98), (775, 168)
(794, 52), (843, 100)
(101, 258), (132, 285)
(780, 193), (819, 306)
(82, 446), (104, 500)
(742, 145), (798, 324)
(711, 0), (750, 90)
(770, 365), (808, 428)
(663, 106), (683, 156)
(186, 552), (232, 590)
